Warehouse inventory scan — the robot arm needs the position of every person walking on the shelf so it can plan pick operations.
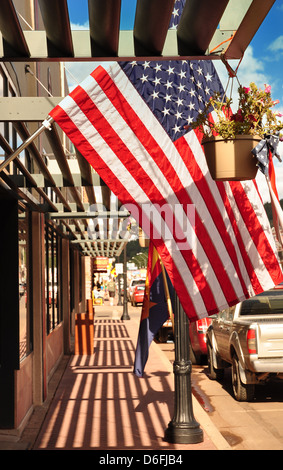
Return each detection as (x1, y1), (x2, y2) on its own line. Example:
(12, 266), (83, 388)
(108, 278), (116, 306)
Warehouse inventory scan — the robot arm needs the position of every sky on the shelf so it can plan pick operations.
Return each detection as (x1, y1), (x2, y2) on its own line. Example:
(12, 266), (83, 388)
(65, 0), (283, 202)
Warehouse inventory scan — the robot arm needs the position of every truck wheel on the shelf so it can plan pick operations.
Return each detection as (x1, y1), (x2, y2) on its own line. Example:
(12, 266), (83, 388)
(189, 344), (198, 364)
(232, 355), (255, 402)
(158, 328), (168, 343)
(207, 343), (224, 381)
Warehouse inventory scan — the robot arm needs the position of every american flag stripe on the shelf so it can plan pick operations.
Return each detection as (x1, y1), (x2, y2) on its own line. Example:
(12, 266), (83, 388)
(50, 62), (283, 321)
(268, 156), (283, 246)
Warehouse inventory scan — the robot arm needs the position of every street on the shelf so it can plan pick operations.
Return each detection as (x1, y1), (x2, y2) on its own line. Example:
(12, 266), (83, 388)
(157, 341), (283, 450)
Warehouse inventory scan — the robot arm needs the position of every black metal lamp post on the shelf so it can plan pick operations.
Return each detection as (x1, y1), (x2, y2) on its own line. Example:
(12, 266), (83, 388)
(164, 292), (203, 444)
(117, 274), (122, 306)
(121, 244), (130, 320)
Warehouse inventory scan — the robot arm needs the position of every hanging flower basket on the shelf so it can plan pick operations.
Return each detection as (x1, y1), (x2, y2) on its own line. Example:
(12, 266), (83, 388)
(190, 80), (283, 181)
(202, 134), (261, 181)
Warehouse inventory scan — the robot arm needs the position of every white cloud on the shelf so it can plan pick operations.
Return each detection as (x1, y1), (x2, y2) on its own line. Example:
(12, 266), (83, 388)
(214, 46), (271, 112)
(236, 47), (269, 87)
(70, 21), (89, 30)
(64, 62), (101, 90)
(268, 35), (283, 52)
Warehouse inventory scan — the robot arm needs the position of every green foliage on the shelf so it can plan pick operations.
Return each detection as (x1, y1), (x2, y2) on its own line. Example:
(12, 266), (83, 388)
(120, 239), (148, 262)
(264, 199), (283, 226)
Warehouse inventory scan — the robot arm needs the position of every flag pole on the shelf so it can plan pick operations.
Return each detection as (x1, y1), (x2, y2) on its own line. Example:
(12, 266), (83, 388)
(266, 176), (283, 233)
(121, 242), (130, 320)
(0, 116), (54, 173)
(158, 255), (174, 335)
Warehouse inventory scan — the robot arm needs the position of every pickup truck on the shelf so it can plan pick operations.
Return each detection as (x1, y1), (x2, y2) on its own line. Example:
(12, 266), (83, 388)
(206, 286), (283, 401)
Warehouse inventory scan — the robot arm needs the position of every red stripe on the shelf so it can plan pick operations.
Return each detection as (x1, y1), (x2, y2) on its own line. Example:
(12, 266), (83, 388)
(269, 152), (279, 199)
(268, 152), (282, 243)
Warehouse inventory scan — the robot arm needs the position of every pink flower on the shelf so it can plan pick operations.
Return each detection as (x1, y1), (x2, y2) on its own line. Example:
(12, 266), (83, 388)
(264, 84), (271, 93)
(243, 87), (250, 94)
(273, 99), (280, 105)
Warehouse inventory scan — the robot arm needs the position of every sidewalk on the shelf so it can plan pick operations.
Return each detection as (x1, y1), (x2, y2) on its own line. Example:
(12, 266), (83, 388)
(3, 301), (231, 451)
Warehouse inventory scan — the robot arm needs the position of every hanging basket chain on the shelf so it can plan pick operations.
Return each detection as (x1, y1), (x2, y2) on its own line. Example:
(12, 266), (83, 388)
(220, 54), (243, 110)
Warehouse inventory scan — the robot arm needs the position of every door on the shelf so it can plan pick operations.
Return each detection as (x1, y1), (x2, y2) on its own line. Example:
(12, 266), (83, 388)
(213, 307), (234, 361)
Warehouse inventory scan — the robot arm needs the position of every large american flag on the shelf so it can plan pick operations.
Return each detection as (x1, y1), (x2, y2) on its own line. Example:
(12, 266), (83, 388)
(49, 60), (283, 322)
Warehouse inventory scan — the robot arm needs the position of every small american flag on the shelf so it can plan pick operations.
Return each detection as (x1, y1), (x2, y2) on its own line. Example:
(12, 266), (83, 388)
(49, 59), (283, 321)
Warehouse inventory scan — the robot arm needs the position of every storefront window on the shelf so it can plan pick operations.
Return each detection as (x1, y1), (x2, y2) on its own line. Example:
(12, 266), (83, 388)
(45, 225), (61, 334)
(18, 208), (32, 360)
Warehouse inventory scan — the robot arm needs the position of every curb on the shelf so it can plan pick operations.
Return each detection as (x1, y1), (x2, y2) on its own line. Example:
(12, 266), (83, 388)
(151, 339), (232, 450)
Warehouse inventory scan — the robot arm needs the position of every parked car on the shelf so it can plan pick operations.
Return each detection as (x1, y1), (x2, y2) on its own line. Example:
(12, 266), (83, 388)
(127, 278), (146, 301)
(155, 318), (174, 343)
(155, 317), (212, 360)
(189, 317), (212, 364)
(130, 284), (145, 306)
(206, 287), (283, 401)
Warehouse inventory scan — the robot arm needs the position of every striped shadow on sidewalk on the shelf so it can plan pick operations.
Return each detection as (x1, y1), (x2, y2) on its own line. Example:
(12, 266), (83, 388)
(33, 317), (221, 450)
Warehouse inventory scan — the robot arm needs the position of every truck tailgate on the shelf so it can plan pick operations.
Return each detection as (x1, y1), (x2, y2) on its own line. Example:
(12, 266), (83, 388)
(257, 321), (283, 358)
